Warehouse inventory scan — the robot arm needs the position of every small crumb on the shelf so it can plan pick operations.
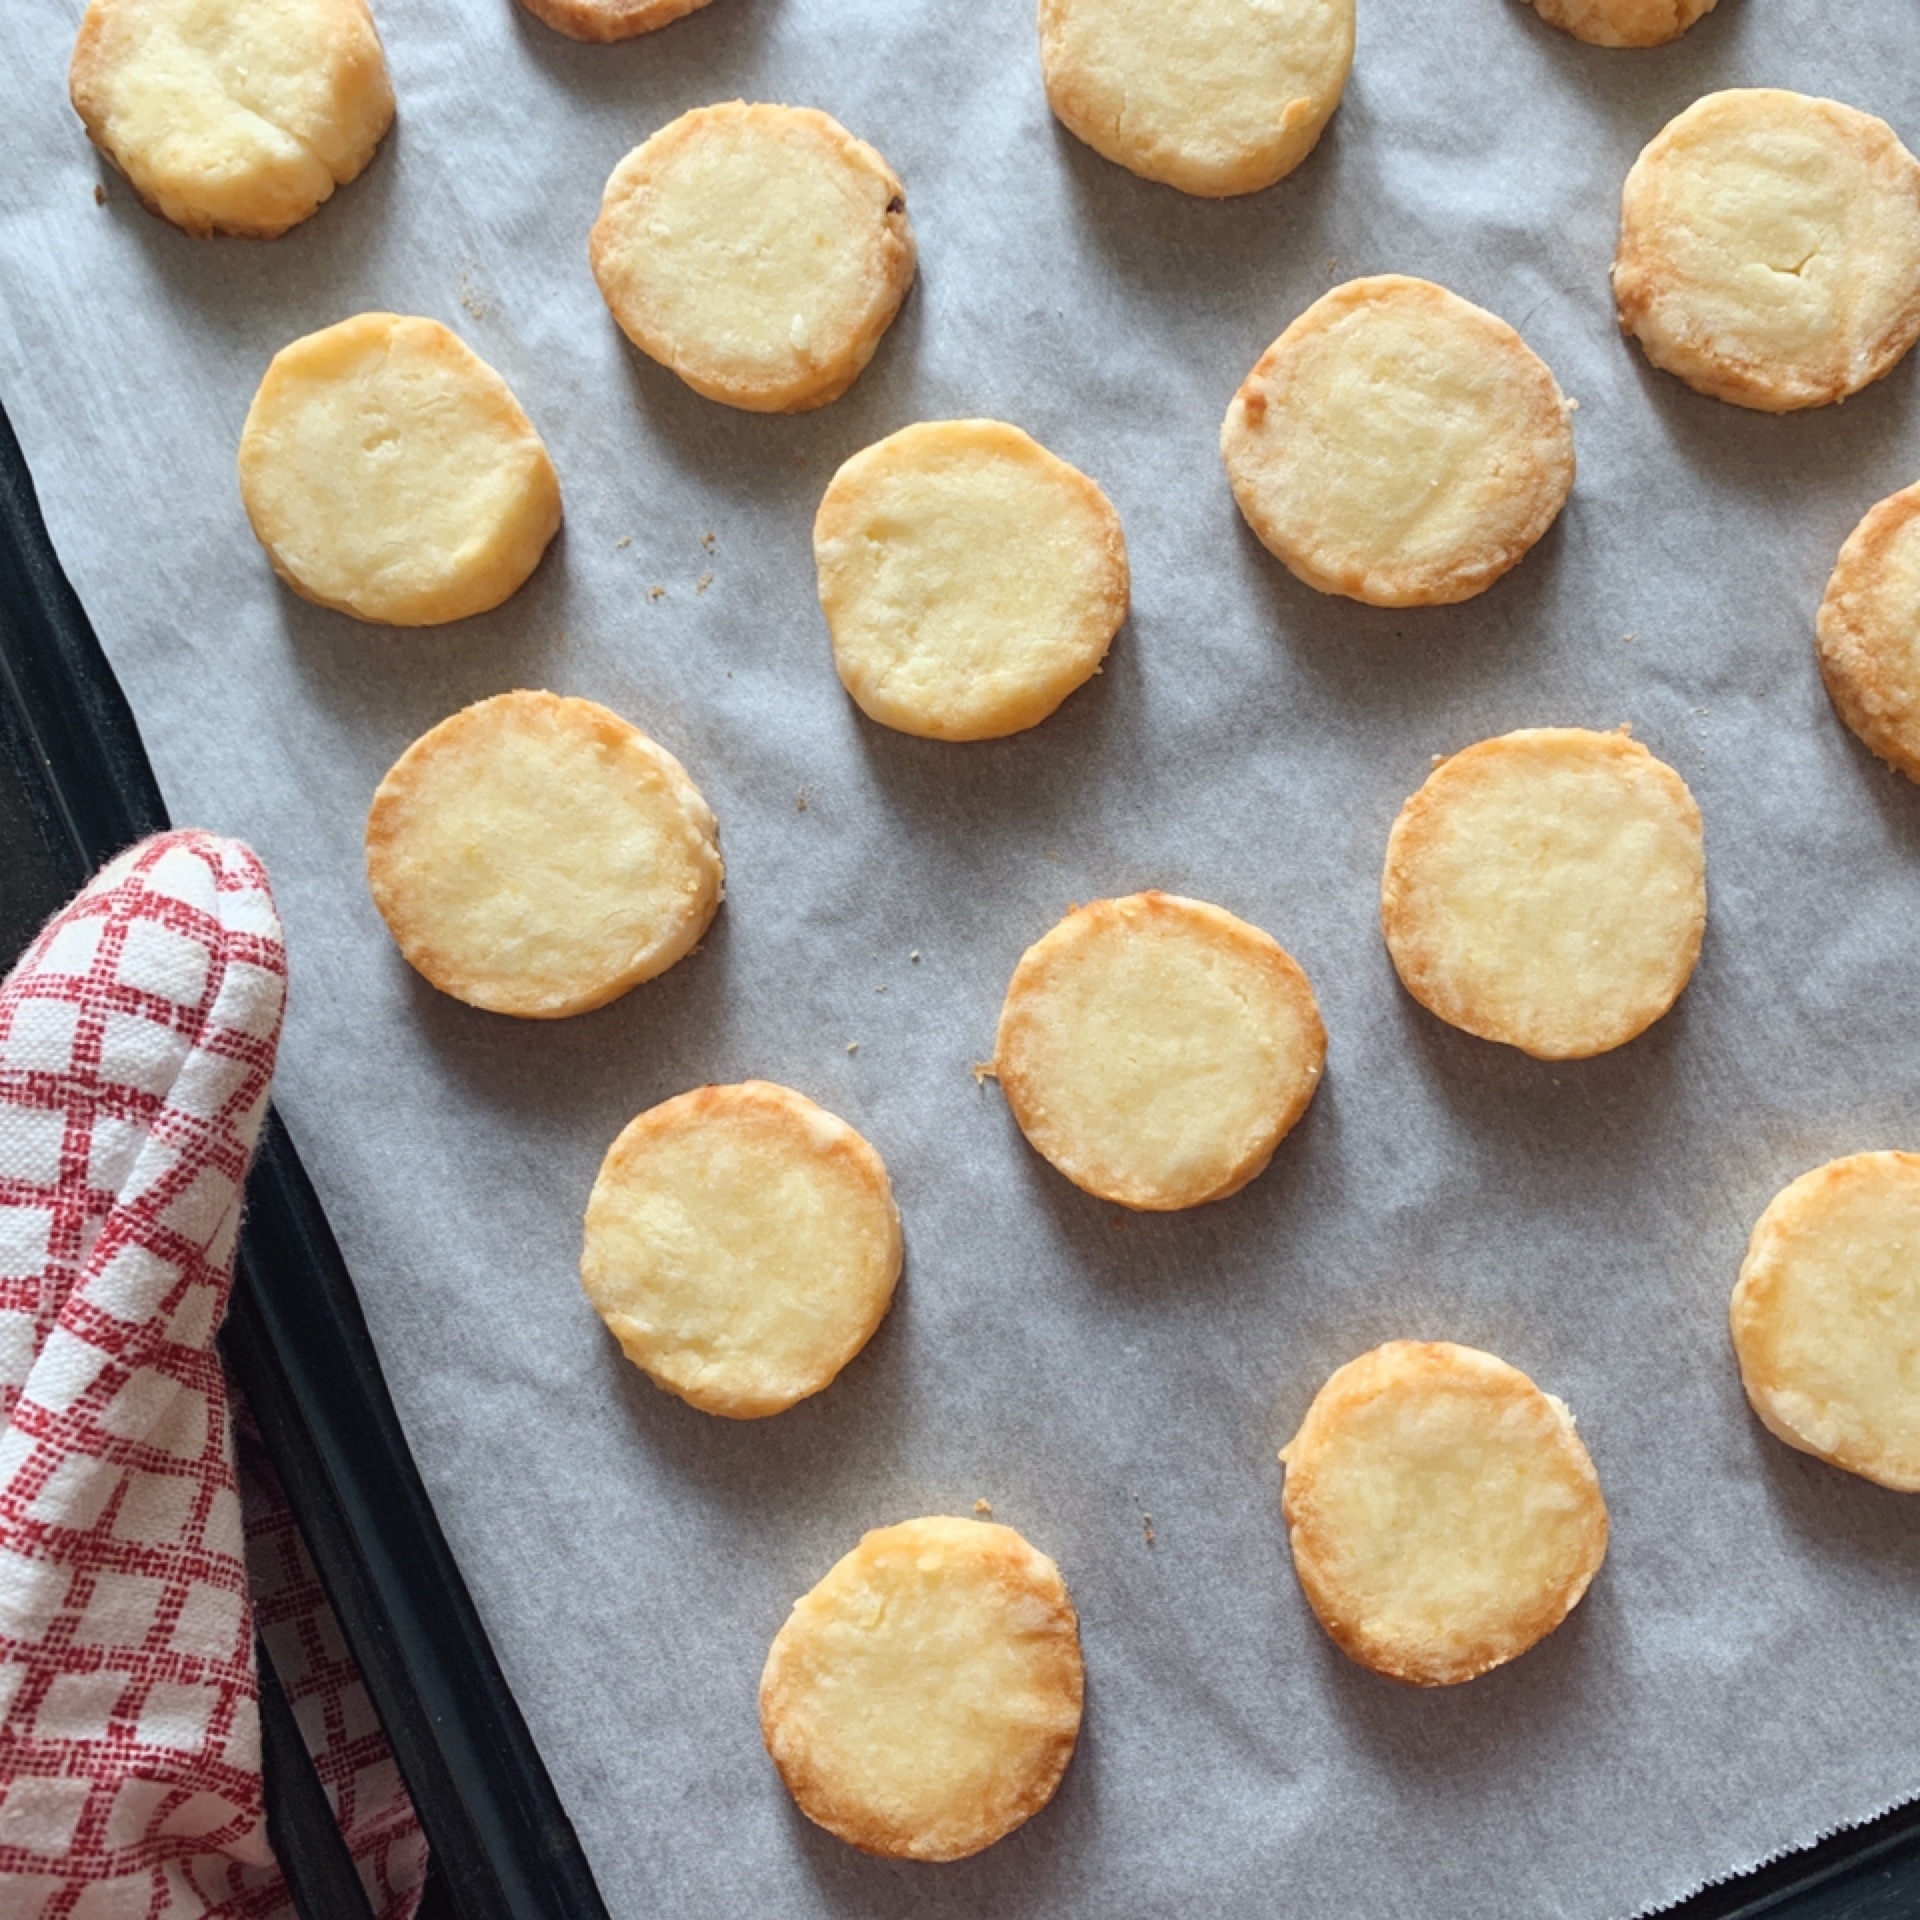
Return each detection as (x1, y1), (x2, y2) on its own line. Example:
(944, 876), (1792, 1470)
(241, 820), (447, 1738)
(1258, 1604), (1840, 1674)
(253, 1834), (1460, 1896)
(458, 271), (489, 321)
(1693, 706), (1709, 716)
(846, 1041), (859, 1054)
(1622, 632), (1634, 644)
(874, 985), (888, 994)
(910, 950), (921, 963)
(973, 1498), (993, 1516)
(648, 585), (666, 601)
(616, 535), (632, 550)
(93, 182), (108, 205)
(971, 1060), (997, 1086)
(1045, 849), (1062, 862)
(1111, 1211), (1127, 1230)
(696, 571), (713, 595)
(701, 531), (715, 551)
(1324, 254), (1340, 276)
(1142, 1513), (1156, 1548)
(795, 787), (808, 813)
(795, 456), (807, 469)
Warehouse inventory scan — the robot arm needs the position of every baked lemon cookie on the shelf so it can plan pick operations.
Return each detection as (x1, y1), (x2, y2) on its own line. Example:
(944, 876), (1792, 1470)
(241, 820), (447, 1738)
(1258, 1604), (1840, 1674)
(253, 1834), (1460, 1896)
(1521, 0), (1716, 46)
(365, 691), (722, 1019)
(1615, 90), (1920, 411)
(1731, 1153), (1920, 1492)
(590, 103), (916, 413)
(760, 1516), (1083, 1860)
(995, 892), (1325, 1211)
(1381, 727), (1705, 1059)
(814, 420), (1129, 741)
(239, 314), (561, 627)
(517, 0), (712, 41)
(1221, 276), (1576, 606)
(1816, 480), (1920, 782)
(581, 1082), (901, 1418)
(1280, 1341), (1609, 1686)
(70, 0), (393, 239)
(1037, 0), (1354, 198)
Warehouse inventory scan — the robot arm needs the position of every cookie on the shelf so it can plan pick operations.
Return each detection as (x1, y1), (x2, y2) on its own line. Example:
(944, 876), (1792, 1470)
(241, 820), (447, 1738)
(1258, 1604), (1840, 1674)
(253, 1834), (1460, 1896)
(1521, 0), (1716, 46)
(516, 0), (712, 41)
(70, 0), (393, 238)
(1380, 727), (1705, 1060)
(1037, 0), (1354, 198)
(581, 1082), (901, 1418)
(1614, 90), (1920, 411)
(814, 420), (1129, 741)
(590, 103), (916, 413)
(1731, 1153), (1920, 1492)
(364, 690), (722, 1019)
(1221, 276), (1576, 607)
(239, 314), (562, 627)
(1816, 479), (1920, 782)
(1279, 1341), (1609, 1687)
(759, 1516), (1083, 1860)
(995, 891), (1325, 1211)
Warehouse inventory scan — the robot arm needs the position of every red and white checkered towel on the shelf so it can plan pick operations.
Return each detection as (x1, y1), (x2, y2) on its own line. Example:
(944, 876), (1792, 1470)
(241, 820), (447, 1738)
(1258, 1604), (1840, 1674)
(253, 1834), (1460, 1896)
(0, 832), (426, 1920)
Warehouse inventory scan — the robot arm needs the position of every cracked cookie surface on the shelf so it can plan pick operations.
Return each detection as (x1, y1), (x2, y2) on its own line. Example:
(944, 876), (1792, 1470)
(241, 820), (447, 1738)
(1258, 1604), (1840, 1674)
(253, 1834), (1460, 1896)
(1614, 89), (1920, 410)
(70, 0), (393, 238)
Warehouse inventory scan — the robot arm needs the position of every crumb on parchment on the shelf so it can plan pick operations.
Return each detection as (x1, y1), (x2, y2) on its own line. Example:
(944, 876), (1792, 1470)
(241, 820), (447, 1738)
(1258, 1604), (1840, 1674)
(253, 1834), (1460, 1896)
(971, 1061), (997, 1087)
(696, 572), (713, 595)
(973, 1498), (992, 1516)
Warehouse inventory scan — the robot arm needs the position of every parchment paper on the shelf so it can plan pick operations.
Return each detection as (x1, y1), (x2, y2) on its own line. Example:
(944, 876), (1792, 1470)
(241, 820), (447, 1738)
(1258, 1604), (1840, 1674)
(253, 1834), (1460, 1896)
(5, 2), (1920, 1913)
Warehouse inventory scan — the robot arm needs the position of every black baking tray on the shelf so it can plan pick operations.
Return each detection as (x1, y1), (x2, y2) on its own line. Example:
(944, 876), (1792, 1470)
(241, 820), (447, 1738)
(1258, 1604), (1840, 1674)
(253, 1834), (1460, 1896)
(1, 391), (1916, 1920)
(0, 398), (609, 1920)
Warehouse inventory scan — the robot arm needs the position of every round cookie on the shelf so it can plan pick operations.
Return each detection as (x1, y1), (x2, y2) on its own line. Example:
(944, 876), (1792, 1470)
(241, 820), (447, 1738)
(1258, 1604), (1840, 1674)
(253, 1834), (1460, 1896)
(1521, 0), (1716, 46)
(994, 891), (1325, 1211)
(364, 690), (722, 1019)
(1220, 276), (1576, 607)
(239, 314), (562, 627)
(1614, 90), (1920, 411)
(516, 0), (712, 41)
(581, 1082), (901, 1419)
(814, 420), (1129, 742)
(1037, 0), (1354, 199)
(70, 0), (393, 239)
(1731, 1153), (1920, 1491)
(760, 1516), (1083, 1860)
(1279, 1341), (1609, 1687)
(590, 103), (916, 413)
(1380, 727), (1705, 1060)
(1816, 479), (1920, 782)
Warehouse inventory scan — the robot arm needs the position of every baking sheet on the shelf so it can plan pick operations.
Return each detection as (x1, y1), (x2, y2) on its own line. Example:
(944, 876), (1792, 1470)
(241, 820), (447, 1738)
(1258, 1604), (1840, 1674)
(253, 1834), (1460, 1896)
(5, 1), (1920, 1913)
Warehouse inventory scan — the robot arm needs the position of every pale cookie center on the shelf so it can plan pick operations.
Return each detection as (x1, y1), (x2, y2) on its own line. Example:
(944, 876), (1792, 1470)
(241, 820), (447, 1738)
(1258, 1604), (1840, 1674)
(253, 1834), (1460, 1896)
(630, 137), (883, 375)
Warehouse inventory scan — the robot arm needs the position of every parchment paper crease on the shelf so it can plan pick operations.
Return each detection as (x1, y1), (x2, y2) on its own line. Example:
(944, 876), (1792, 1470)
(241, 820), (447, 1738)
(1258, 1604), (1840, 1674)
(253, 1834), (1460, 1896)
(3, 2), (1919, 1914)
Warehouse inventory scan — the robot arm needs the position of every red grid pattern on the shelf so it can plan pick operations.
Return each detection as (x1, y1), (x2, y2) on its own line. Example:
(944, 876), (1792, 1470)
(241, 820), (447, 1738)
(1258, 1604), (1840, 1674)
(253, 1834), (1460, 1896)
(0, 833), (424, 1920)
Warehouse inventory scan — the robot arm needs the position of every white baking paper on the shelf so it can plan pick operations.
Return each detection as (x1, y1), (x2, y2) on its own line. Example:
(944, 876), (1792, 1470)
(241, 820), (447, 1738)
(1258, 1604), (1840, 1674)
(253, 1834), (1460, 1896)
(4, 2), (1920, 1914)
